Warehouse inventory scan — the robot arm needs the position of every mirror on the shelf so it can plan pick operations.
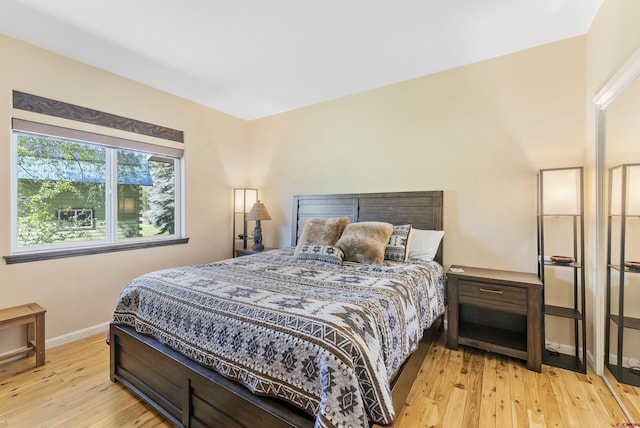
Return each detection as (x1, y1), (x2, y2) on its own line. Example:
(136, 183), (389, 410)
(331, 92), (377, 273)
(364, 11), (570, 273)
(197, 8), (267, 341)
(594, 47), (640, 421)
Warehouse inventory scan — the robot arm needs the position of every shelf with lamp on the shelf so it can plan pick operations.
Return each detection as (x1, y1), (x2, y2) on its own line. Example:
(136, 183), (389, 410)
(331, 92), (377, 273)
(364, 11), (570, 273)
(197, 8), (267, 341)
(537, 166), (586, 373)
(233, 189), (274, 257)
(606, 163), (640, 387)
(233, 188), (258, 256)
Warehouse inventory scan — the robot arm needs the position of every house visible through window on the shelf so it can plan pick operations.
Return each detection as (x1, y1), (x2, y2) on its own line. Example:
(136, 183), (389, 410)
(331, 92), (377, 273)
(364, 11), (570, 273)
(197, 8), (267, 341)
(12, 120), (183, 254)
(57, 208), (95, 231)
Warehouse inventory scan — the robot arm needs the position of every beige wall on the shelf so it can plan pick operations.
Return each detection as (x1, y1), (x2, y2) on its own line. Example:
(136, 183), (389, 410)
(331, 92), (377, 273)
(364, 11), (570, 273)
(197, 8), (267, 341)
(250, 36), (587, 274)
(0, 34), (247, 349)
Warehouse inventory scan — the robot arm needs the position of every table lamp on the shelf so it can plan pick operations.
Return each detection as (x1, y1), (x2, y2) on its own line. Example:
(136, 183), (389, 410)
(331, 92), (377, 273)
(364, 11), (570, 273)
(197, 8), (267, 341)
(246, 200), (271, 250)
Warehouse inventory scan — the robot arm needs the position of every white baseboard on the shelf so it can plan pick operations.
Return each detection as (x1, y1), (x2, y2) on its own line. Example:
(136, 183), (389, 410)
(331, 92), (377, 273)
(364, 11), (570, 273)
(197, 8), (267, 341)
(46, 321), (110, 349)
(0, 322), (109, 364)
(607, 353), (640, 369)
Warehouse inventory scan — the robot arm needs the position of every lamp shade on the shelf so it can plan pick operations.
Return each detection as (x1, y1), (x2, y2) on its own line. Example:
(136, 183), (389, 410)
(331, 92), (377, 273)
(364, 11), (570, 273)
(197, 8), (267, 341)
(541, 168), (581, 215)
(628, 165), (640, 215)
(246, 201), (271, 221)
(234, 188), (258, 213)
(610, 166), (623, 215)
(610, 164), (640, 216)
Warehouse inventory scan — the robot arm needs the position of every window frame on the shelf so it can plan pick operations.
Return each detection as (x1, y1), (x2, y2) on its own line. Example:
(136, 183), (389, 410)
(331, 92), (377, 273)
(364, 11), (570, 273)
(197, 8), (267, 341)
(7, 119), (187, 262)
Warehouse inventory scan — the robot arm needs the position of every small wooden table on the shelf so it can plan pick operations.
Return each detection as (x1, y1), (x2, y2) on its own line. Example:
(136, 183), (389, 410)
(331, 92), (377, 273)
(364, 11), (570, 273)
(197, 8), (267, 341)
(0, 303), (46, 367)
(446, 266), (542, 372)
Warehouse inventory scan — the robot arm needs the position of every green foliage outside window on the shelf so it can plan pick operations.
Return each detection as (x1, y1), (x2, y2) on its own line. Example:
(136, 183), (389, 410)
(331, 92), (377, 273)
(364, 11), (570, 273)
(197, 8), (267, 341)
(17, 135), (106, 246)
(145, 160), (175, 235)
(15, 133), (177, 249)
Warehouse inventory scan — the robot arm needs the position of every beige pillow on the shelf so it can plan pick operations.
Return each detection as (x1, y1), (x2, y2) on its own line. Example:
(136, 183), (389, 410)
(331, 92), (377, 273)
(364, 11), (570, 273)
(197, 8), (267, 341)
(336, 221), (394, 265)
(294, 217), (350, 256)
(407, 229), (444, 262)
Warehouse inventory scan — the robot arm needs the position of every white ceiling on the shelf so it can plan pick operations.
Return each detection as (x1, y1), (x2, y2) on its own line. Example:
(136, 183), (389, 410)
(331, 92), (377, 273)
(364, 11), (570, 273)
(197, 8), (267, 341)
(0, 0), (603, 120)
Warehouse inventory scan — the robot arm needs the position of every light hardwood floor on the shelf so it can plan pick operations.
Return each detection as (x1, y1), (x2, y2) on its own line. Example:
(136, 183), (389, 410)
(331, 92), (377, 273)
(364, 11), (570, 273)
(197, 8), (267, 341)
(0, 332), (638, 427)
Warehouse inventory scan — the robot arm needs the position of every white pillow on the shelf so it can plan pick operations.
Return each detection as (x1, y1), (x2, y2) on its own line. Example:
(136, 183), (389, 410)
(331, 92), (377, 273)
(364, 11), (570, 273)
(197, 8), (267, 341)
(407, 229), (444, 262)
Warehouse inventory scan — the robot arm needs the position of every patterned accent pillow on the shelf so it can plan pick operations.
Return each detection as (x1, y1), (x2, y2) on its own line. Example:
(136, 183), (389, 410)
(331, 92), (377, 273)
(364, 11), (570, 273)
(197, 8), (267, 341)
(294, 217), (350, 257)
(295, 244), (345, 265)
(385, 224), (412, 262)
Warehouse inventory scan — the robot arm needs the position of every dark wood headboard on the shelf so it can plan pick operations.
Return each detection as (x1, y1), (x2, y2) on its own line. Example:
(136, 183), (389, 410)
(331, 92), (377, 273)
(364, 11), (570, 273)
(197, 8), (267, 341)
(291, 190), (444, 264)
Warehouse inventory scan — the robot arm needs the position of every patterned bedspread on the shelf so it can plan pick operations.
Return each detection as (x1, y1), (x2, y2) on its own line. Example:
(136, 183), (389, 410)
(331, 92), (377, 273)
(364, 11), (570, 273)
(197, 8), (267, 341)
(112, 248), (446, 428)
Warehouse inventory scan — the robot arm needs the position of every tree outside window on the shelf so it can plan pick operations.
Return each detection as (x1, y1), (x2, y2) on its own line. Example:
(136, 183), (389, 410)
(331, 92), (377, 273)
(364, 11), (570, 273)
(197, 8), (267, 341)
(15, 132), (179, 251)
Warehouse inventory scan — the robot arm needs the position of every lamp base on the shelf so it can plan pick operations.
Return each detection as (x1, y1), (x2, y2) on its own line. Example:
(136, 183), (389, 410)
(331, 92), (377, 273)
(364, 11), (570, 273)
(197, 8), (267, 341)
(252, 220), (264, 251)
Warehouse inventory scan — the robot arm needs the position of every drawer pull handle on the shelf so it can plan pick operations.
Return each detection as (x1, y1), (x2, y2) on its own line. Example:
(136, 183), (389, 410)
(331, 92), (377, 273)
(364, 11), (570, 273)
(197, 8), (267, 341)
(479, 288), (504, 295)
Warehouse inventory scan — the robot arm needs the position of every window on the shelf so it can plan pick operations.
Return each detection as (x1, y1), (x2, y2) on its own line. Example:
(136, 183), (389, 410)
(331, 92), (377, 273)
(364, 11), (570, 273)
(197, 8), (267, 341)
(57, 208), (95, 231)
(11, 119), (183, 255)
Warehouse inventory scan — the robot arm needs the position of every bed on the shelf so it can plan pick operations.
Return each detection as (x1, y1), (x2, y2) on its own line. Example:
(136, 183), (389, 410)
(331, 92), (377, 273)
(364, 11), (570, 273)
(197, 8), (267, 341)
(110, 190), (445, 428)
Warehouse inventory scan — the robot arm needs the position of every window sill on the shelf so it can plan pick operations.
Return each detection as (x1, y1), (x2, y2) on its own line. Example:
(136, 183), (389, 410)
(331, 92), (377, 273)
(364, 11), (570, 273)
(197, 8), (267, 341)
(3, 238), (189, 264)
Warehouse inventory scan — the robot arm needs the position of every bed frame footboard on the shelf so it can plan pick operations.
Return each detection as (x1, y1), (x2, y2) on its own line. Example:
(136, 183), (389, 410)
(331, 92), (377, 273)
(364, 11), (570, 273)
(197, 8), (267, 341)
(110, 324), (313, 428)
(110, 316), (443, 428)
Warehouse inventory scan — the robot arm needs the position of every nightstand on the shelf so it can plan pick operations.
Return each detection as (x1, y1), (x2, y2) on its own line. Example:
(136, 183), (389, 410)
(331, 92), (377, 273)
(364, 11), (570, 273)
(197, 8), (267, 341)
(446, 265), (543, 372)
(235, 247), (276, 257)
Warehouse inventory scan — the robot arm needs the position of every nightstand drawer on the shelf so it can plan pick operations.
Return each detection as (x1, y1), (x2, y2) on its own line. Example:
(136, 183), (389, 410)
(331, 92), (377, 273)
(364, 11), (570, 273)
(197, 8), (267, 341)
(458, 279), (527, 314)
